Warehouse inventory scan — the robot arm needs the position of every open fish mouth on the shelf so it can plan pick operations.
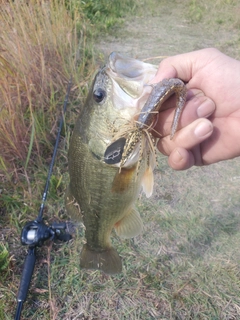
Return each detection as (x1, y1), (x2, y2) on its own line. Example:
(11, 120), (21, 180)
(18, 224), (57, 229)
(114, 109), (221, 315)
(105, 52), (157, 114)
(104, 53), (157, 166)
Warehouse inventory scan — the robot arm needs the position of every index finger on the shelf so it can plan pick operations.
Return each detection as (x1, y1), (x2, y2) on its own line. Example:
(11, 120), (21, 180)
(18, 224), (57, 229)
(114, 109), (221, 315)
(150, 53), (193, 84)
(153, 89), (215, 137)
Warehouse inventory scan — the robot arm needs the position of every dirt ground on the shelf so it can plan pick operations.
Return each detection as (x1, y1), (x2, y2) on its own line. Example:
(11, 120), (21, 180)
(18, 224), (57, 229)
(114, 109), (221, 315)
(96, 1), (240, 61)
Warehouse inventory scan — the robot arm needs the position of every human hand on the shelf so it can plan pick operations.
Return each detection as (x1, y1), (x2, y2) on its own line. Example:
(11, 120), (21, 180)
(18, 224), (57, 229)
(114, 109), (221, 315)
(151, 48), (240, 169)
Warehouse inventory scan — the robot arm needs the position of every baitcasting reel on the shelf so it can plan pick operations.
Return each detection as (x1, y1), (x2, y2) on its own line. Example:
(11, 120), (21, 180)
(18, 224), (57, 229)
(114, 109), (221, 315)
(21, 220), (71, 247)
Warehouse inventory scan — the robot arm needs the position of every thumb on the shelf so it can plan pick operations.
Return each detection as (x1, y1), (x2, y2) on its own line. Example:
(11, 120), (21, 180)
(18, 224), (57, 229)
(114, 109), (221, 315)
(150, 51), (200, 84)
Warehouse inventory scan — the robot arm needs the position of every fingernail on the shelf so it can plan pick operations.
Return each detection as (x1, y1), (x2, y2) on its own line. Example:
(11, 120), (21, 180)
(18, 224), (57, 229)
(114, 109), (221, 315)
(194, 121), (213, 138)
(197, 100), (215, 118)
(172, 149), (183, 164)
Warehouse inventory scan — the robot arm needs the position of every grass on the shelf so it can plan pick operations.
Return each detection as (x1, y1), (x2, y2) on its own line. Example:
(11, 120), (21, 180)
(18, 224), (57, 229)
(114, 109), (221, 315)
(1, 0), (240, 319)
(185, 0), (240, 58)
(187, 0), (240, 28)
(0, 0), (90, 175)
(80, 0), (136, 32)
(22, 155), (240, 319)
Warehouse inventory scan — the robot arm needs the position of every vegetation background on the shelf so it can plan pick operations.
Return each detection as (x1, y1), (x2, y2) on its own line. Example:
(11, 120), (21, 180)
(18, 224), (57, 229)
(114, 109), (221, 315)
(1, 0), (240, 319)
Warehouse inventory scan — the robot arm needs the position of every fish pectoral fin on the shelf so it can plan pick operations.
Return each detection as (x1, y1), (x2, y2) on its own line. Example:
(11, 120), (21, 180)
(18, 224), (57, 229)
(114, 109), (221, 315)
(141, 166), (154, 198)
(114, 208), (143, 239)
(80, 244), (122, 275)
(65, 185), (83, 221)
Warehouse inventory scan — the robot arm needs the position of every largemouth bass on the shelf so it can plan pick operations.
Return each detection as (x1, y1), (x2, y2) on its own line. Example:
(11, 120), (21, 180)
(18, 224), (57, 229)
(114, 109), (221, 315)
(65, 52), (186, 274)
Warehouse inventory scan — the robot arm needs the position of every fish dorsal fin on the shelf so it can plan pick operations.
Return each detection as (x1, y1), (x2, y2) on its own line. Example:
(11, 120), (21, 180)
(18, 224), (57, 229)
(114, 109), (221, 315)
(114, 207), (143, 239)
(141, 166), (154, 198)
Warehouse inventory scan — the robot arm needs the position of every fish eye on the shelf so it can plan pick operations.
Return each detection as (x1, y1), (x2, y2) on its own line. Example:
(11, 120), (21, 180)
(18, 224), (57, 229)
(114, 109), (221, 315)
(93, 88), (106, 103)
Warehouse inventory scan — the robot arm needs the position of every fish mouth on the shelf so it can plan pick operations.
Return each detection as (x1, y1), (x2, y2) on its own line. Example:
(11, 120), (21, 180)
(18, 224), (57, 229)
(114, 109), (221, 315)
(108, 52), (154, 82)
(106, 52), (157, 112)
(103, 52), (157, 166)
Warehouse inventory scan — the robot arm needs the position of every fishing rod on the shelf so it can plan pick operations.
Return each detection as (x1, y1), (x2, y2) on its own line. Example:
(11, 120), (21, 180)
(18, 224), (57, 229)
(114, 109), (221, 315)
(14, 77), (72, 320)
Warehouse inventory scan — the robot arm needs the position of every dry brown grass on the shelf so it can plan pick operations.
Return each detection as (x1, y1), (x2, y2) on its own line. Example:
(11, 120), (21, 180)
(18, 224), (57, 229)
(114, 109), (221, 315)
(0, 0), (90, 175)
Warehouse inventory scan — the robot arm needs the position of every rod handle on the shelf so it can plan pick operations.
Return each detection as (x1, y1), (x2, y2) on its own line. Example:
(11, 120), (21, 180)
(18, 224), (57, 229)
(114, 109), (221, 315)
(17, 247), (36, 302)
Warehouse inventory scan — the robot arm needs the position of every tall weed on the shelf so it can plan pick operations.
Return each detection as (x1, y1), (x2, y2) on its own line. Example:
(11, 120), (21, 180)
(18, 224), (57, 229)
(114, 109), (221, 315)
(0, 0), (90, 175)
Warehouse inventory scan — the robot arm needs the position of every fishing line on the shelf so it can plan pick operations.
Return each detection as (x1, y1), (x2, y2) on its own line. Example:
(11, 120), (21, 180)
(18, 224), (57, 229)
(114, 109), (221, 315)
(14, 77), (72, 320)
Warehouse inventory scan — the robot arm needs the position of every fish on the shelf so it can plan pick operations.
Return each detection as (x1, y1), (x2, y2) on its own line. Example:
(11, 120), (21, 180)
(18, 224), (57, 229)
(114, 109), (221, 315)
(65, 52), (186, 274)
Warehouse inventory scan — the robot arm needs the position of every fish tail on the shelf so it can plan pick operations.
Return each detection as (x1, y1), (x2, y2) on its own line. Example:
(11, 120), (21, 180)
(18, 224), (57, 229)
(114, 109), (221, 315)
(80, 244), (122, 275)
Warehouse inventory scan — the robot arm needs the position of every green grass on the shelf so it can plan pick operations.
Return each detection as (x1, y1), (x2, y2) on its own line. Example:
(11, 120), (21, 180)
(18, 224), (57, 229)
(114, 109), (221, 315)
(1, 0), (240, 319)
(0, 243), (9, 272)
(29, 159), (240, 318)
(187, 0), (240, 29)
(81, 0), (136, 31)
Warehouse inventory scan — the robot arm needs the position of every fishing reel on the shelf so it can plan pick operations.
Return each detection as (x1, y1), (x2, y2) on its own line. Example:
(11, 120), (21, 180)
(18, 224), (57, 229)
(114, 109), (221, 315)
(15, 219), (72, 320)
(21, 220), (72, 248)
(14, 77), (72, 320)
